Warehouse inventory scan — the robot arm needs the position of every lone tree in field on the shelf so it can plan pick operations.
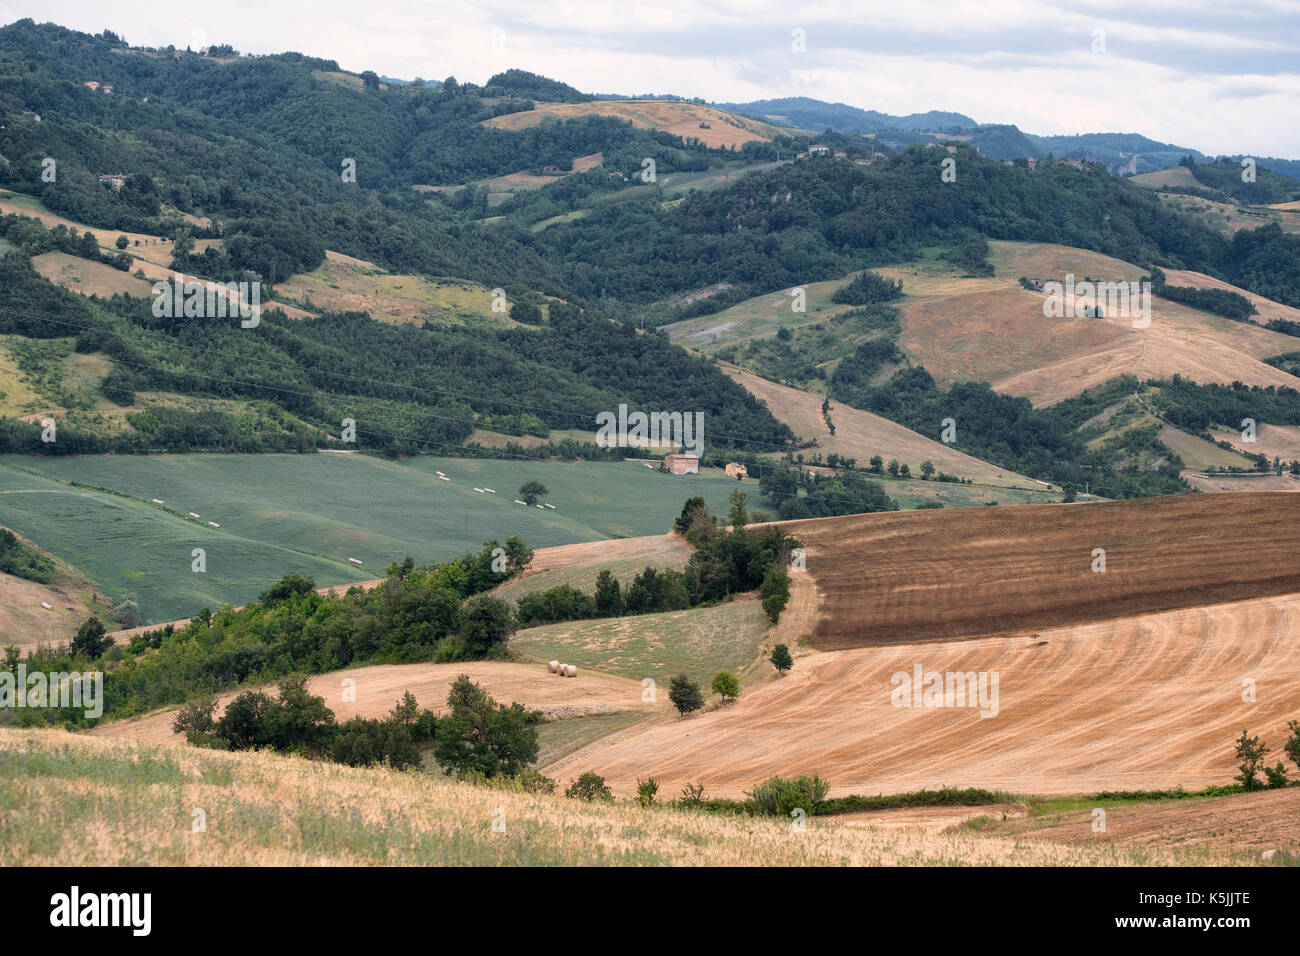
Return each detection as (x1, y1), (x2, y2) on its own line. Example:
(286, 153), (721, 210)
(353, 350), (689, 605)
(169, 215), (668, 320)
(770, 643), (793, 676)
(668, 673), (703, 717)
(1234, 729), (1269, 790)
(711, 671), (740, 702)
(519, 480), (548, 506)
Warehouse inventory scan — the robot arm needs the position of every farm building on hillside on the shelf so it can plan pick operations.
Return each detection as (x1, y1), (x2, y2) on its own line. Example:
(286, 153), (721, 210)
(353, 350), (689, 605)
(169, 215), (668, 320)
(725, 462), (748, 480)
(98, 174), (126, 189)
(664, 454), (700, 475)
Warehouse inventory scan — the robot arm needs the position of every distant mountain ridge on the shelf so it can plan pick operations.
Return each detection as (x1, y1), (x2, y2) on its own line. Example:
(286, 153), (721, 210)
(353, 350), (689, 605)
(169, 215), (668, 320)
(715, 96), (1296, 176)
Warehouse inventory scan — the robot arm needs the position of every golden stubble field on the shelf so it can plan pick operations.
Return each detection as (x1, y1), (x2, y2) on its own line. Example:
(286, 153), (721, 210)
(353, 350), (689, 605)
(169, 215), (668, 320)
(545, 591), (1300, 802)
(0, 730), (1269, 865)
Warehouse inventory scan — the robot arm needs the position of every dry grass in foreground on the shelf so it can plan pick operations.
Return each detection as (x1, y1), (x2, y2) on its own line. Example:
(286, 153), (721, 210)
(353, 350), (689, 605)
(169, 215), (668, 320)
(0, 730), (1252, 866)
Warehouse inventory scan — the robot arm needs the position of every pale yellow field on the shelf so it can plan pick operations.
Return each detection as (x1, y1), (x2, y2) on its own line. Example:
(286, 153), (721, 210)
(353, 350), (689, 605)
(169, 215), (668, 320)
(895, 241), (1300, 405)
(3, 729), (1245, 866)
(32, 251), (155, 298)
(273, 256), (509, 326)
(484, 101), (785, 149)
(722, 362), (1036, 488)
(90, 660), (663, 745)
(1209, 423), (1300, 465)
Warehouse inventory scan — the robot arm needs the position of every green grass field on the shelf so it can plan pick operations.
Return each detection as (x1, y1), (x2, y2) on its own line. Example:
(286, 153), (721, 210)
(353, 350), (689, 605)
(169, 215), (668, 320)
(511, 598), (769, 687)
(662, 273), (860, 352)
(0, 453), (749, 625)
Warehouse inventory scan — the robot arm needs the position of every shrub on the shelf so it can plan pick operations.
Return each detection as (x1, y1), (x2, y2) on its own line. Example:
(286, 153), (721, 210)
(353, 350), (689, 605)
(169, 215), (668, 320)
(746, 774), (831, 816)
(711, 671), (740, 701)
(678, 782), (706, 807)
(566, 771), (614, 802)
(1264, 762), (1289, 789)
(668, 674), (703, 716)
(171, 694), (218, 746)
(637, 777), (660, 807)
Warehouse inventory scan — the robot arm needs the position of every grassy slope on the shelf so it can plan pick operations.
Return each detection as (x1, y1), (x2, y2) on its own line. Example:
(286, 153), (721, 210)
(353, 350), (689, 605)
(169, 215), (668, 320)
(512, 598), (769, 688)
(0, 453), (749, 624)
(0, 729), (1246, 865)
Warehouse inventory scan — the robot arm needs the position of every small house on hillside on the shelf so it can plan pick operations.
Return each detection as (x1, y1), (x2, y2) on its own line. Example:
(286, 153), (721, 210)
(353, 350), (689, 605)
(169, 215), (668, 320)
(725, 462), (748, 480)
(807, 144), (830, 156)
(98, 174), (126, 189)
(664, 454), (700, 475)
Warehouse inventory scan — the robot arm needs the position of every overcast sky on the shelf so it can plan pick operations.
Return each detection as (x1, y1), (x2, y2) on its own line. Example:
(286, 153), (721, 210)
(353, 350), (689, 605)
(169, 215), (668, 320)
(6, 0), (1299, 157)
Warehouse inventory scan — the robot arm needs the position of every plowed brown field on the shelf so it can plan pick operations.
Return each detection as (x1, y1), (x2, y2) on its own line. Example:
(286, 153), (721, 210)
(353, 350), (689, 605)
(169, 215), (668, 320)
(547, 591), (1300, 798)
(786, 492), (1300, 648)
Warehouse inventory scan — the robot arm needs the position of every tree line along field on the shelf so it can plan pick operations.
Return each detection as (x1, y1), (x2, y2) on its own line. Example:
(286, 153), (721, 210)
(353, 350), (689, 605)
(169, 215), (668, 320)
(0, 453), (748, 626)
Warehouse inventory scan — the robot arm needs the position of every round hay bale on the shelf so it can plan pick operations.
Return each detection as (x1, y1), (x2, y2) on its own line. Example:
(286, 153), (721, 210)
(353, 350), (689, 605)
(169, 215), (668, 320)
(564, 664), (578, 678)
(547, 660), (560, 674)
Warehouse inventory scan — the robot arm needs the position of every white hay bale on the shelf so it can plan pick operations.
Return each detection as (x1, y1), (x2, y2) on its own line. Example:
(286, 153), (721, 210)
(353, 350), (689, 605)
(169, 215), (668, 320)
(151, 498), (165, 505)
(547, 660), (560, 674)
(348, 557), (364, 566)
(208, 521), (220, 528)
(644, 462), (654, 468)
(439, 475), (450, 482)
(484, 488), (495, 493)
(473, 488), (485, 493)
(514, 499), (526, 505)
(436, 471), (445, 477)
(40, 601), (52, 610)
(1262, 849), (1279, 861)
(564, 664), (578, 678)
(536, 504), (545, 509)
(188, 512), (200, 519)
(543, 503), (556, 510)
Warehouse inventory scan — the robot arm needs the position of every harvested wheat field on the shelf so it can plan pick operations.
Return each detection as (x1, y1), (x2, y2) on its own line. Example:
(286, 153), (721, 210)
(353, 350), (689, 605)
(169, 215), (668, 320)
(90, 660), (660, 745)
(1210, 423), (1300, 465)
(900, 241), (1300, 405)
(1183, 472), (1300, 493)
(484, 101), (783, 150)
(787, 492), (1300, 647)
(0, 730), (1251, 865)
(1162, 268), (1300, 326)
(548, 591), (1300, 800)
(722, 363), (1034, 488)
(32, 251), (155, 298)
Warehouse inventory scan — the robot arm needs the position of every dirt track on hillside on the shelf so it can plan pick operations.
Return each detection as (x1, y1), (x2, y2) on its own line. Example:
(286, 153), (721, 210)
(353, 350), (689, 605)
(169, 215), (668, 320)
(548, 592), (1300, 799)
(786, 493), (1300, 649)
